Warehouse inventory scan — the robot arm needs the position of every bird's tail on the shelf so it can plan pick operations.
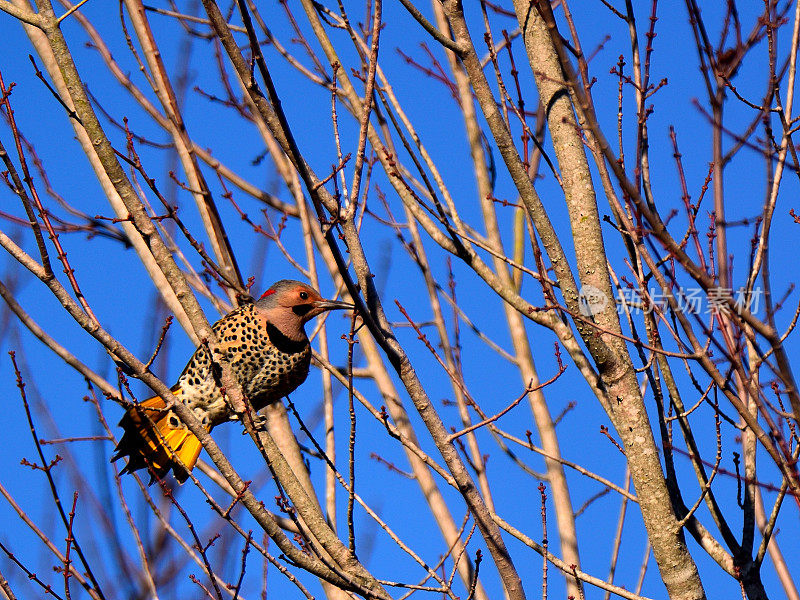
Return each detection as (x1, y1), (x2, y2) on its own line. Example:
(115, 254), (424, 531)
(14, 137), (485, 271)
(111, 393), (204, 484)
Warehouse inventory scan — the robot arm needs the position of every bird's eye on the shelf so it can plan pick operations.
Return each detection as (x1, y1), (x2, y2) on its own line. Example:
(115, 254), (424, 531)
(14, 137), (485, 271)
(299, 291), (309, 300)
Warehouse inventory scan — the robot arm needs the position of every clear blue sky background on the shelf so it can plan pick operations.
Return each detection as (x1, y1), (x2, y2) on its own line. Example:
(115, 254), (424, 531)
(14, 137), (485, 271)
(0, 2), (798, 599)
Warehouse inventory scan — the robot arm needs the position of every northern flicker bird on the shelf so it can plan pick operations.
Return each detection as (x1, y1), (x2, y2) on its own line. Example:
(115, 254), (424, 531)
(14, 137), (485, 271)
(112, 280), (352, 483)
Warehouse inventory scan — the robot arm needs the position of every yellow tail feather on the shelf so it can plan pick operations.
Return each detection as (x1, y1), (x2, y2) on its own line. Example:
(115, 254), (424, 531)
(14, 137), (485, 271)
(112, 393), (205, 484)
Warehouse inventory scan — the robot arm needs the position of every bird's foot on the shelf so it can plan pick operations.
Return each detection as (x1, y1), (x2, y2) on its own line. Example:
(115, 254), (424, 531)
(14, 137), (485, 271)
(251, 414), (268, 430)
(241, 413), (267, 433)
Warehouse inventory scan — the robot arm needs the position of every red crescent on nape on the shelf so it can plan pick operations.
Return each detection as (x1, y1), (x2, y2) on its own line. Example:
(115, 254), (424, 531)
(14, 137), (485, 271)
(259, 289), (276, 299)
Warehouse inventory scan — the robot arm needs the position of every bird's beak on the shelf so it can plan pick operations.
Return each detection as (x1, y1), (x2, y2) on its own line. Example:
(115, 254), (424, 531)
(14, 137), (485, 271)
(313, 299), (354, 312)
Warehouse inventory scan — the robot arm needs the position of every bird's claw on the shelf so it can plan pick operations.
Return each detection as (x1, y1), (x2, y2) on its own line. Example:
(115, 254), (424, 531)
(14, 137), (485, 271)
(241, 414), (267, 433)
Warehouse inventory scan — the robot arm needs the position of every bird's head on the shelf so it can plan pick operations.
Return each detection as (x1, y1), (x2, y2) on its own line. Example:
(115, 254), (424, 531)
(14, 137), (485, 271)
(255, 280), (352, 339)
